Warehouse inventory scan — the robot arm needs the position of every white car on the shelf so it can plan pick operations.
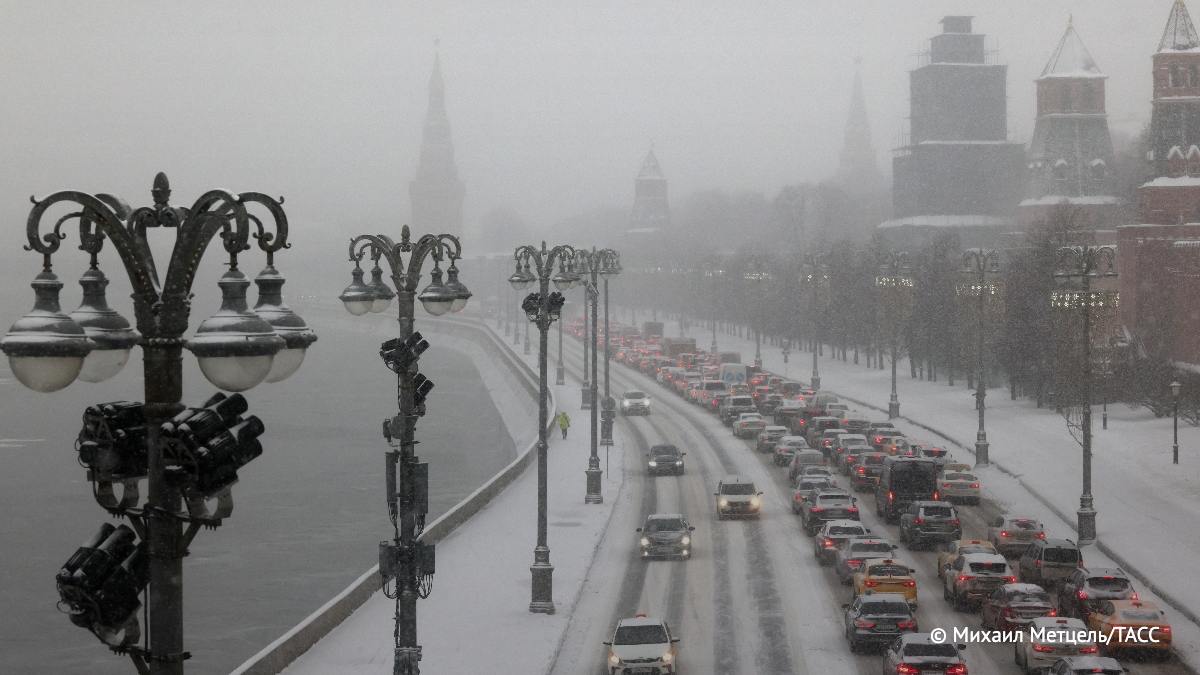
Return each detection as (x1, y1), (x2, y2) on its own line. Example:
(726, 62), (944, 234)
(620, 391), (652, 416)
(732, 412), (766, 438)
(939, 470), (981, 505)
(604, 614), (680, 674)
(1014, 616), (1099, 674)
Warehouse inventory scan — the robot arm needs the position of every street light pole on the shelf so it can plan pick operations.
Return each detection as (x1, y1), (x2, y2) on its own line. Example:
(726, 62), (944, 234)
(2, 174), (317, 675)
(575, 247), (620, 502)
(704, 262), (723, 355)
(1052, 244), (1118, 545)
(877, 250), (913, 419)
(342, 227), (469, 675)
(960, 248), (1001, 467)
(743, 257), (771, 369)
(1172, 381), (1182, 464)
(511, 242), (578, 614)
(556, 306), (565, 385)
(801, 254), (827, 391)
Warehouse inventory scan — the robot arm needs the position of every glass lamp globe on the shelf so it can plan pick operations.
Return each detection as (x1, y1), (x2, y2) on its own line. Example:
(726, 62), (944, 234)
(1, 269), (94, 392)
(253, 264), (318, 383)
(339, 266), (376, 316)
(367, 265), (395, 313)
(508, 263), (534, 291)
(418, 267), (457, 316)
(443, 265), (471, 313)
(70, 267), (141, 383)
(186, 268), (285, 391)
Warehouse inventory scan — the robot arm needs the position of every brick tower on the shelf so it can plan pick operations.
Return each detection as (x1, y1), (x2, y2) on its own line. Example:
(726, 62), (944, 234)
(409, 50), (465, 234)
(628, 148), (670, 235)
(1142, 0), (1200, 224)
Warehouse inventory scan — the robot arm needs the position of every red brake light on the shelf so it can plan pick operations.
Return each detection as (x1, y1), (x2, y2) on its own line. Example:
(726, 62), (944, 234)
(1048, 609), (1057, 616)
(949, 519), (960, 526)
(999, 530), (1009, 537)
(1036, 532), (1046, 539)
(1131, 591), (1139, 601)
(957, 574), (974, 582)
(853, 618), (876, 629)
(1078, 644), (1098, 654)
(904, 580), (916, 588)
(943, 483), (951, 488)
(969, 482), (979, 488)
(887, 491), (894, 501)
(809, 507), (824, 513)
(1002, 575), (1016, 583)
(897, 665), (920, 675)
(865, 579), (879, 587)
(848, 559), (864, 569)
(1077, 589), (1088, 600)
(874, 436), (883, 443)
(847, 506), (859, 513)
(823, 538), (834, 547)
(896, 619), (916, 630)
(1035, 560), (1042, 568)
(913, 517), (925, 525)
(946, 665), (966, 675)
(1032, 644), (1054, 653)
(856, 467), (866, 475)
(932, 491), (939, 500)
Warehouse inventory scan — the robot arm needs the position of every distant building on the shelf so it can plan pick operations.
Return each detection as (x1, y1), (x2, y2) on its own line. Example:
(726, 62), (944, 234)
(882, 16), (1025, 246)
(409, 51), (465, 235)
(1019, 18), (1124, 229)
(628, 148), (671, 236)
(835, 64), (884, 195)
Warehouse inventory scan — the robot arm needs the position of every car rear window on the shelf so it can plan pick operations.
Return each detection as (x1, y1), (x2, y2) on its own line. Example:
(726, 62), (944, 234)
(863, 455), (885, 465)
(730, 397), (753, 406)
(944, 473), (972, 481)
(614, 624), (668, 645)
(922, 506), (954, 518)
(830, 525), (865, 535)
(862, 601), (911, 616)
(905, 643), (958, 657)
(722, 482), (756, 495)
(1120, 608), (1161, 621)
(969, 561), (1008, 574)
(1044, 547), (1080, 563)
(1011, 518), (1042, 530)
(1088, 577), (1131, 593)
(800, 480), (832, 490)
(852, 542), (893, 554)
(819, 495), (851, 505)
(1011, 591), (1050, 604)
(868, 564), (908, 577)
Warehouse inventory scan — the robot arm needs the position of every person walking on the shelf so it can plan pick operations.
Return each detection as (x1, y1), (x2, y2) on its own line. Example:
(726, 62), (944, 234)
(556, 411), (571, 439)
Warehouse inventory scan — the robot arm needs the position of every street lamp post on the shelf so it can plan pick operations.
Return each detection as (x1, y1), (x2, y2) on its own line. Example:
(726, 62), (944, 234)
(1172, 381), (1182, 464)
(601, 255), (621, 445)
(959, 248), (1001, 467)
(703, 263), (724, 355)
(556, 306), (566, 385)
(1051, 244), (1118, 545)
(743, 257), (772, 369)
(801, 254), (828, 391)
(581, 288), (590, 409)
(2, 174), (316, 675)
(340, 225), (469, 675)
(574, 247), (620, 502)
(510, 242), (578, 614)
(877, 250), (914, 419)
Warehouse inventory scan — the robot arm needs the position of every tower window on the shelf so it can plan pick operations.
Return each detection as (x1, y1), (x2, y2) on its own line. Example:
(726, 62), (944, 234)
(1053, 159), (1069, 182)
(1171, 64), (1184, 87)
(1090, 159), (1107, 182)
(1061, 86), (1073, 112)
(1191, 64), (1200, 87)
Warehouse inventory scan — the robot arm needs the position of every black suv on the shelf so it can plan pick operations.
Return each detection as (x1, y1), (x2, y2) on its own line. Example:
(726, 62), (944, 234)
(842, 593), (917, 653)
(898, 501), (962, 549)
(801, 490), (860, 535)
(874, 457), (940, 523)
(637, 513), (695, 560)
(647, 444), (686, 476)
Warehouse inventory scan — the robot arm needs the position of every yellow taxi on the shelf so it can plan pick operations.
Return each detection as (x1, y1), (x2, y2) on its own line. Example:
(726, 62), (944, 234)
(852, 559), (918, 608)
(936, 538), (998, 580)
(1085, 599), (1172, 657)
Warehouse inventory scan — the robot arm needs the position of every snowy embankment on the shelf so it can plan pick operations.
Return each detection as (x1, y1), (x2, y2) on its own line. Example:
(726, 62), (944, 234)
(663, 315), (1200, 669)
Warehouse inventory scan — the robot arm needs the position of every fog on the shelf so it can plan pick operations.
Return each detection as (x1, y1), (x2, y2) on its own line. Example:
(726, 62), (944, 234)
(0, 0), (1156, 268)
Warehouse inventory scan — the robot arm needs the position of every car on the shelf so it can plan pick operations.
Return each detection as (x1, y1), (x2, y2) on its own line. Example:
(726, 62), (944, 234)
(987, 516), (1046, 557)
(759, 393), (785, 416)
(786, 447), (824, 475)
(937, 539), (998, 580)
(915, 444), (951, 461)
(708, 391), (730, 414)
(817, 428), (849, 460)
(831, 433), (871, 469)
(898, 501), (962, 550)
(755, 425), (789, 453)
(842, 593), (918, 653)
(812, 520), (871, 564)
(791, 476), (836, 513)
(620, 391), (652, 416)
(805, 416), (842, 447)
(714, 475), (762, 519)
(732, 412), (766, 438)
(603, 614), (680, 674)
(852, 558), (918, 608)
(874, 457), (940, 524)
(866, 421), (896, 437)
(1058, 568), (1137, 620)
(839, 415), (872, 437)
(943, 552), (1015, 610)
(658, 366), (684, 385)
(850, 451), (886, 491)
(1084, 599), (1171, 658)
(1047, 656), (1127, 675)
(719, 395), (756, 425)
(637, 514), (695, 560)
(798, 465), (835, 481)
(836, 538), (898, 584)
(692, 378), (725, 405)
(882, 632), (968, 675)
(1014, 617), (1099, 674)
(980, 583), (1056, 630)
(881, 436), (913, 457)
(870, 428), (905, 451)
(646, 444), (686, 476)
(1018, 538), (1082, 589)
(800, 489), (859, 534)
(939, 470), (981, 505)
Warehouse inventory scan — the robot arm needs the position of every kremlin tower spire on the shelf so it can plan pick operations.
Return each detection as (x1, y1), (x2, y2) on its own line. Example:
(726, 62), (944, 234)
(836, 61), (882, 193)
(410, 45), (465, 234)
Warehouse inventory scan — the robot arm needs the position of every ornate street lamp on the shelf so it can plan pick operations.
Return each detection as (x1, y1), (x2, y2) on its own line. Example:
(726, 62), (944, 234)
(1051, 244), (1118, 545)
(512, 241), (577, 614)
(703, 263), (724, 355)
(876, 250), (914, 419)
(573, 247), (620, 501)
(743, 256), (772, 369)
(958, 248), (1002, 467)
(1172, 380), (1182, 465)
(800, 253), (829, 391)
(1, 173), (314, 675)
(340, 225), (469, 675)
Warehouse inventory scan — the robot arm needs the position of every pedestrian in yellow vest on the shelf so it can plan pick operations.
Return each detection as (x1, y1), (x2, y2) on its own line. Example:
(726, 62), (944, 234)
(556, 411), (570, 439)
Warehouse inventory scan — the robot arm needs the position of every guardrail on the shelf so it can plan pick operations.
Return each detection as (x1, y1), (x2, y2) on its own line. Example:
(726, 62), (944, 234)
(231, 315), (554, 675)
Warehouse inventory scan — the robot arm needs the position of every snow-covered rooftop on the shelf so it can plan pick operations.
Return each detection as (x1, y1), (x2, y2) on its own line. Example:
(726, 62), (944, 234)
(1040, 19), (1104, 79)
(1160, 0), (1200, 52)
(1142, 175), (1200, 188)
(878, 214), (1011, 229)
(1019, 195), (1123, 207)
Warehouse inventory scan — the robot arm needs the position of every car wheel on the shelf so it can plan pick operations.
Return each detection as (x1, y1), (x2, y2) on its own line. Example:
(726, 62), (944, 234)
(943, 583), (951, 601)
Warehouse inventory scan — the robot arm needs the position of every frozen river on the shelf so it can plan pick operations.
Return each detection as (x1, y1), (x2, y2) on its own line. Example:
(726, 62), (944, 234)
(0, 309), (516, 674)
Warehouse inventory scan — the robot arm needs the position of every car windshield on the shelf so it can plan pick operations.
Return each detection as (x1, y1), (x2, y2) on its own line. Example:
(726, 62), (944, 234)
(1010, 518), (1042, 530)
(905, 643), (958, 657)
(722, 482), (756, 495)
(830, 525), (865, 535)
(852, 542), (893, 554)
(861, 601), (911, 616)
(624, 392), (646, 399)
(968, 561), (1008, 574)
(614, 624), (668, 645)
(922, 506), (954, 518)
(1044, 548), (1080, 563)
(651, 447), (678, 457)
(1120, 608), (1162, 621)
(868, 564), (908, 576)
(646, 519), (685, 533)
(1088, 577), (1131, 593)
(1012, 591), (1050, 604)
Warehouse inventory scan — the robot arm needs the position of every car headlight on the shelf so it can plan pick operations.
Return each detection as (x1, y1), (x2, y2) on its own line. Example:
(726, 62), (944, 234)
(622, 401), (630, 407)
(640, 537), (650, 547)
(675, 460), (683, 466)
(719, 498), (729, 508)
(680, 535), (691, 546)
(662, 651), (673, 663)
(648, 461), (657, 467)
(609, 652), (620, 666)
(750, 496), (762, 508)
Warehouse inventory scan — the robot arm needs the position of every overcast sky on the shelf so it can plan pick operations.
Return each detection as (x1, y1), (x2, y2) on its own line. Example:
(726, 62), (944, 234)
(0, 0), (1164, 270)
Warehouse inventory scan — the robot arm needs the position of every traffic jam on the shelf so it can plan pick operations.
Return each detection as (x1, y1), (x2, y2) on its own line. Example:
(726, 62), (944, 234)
(582, 318), (1176, 675)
